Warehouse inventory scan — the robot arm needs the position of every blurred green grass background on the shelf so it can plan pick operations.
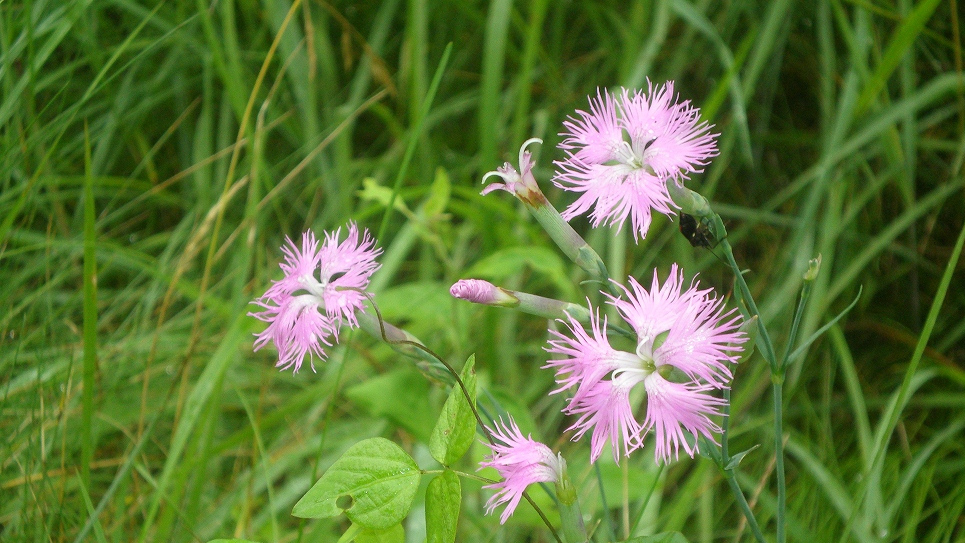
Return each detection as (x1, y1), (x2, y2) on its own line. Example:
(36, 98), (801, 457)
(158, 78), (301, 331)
(2, 0), (964, 541)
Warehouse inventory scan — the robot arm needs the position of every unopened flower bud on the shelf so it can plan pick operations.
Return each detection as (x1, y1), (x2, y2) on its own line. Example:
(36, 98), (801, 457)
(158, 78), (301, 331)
(450, 279), (519, 307)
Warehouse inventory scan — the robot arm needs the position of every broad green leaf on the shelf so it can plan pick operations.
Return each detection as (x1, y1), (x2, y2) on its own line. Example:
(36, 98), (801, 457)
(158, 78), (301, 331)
(429, 356), (477, 465)
(624, 532), (690, 543)
(425, 470), (461, 543)
(346, 369), (434, 440)
(359, 177), (414, 216)
(207, 540), (260, 543)
(356, 523), (405, 543)
(292, 438), (421, 530)
(377, 281), (453, 330)
(421, 167), (451, 218)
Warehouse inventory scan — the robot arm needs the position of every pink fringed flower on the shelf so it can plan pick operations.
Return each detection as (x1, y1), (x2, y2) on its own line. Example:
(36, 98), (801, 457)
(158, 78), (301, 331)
(250, 223), (381, 372)
(545, 264), (744, 463)
(554, 82), (718, 239)
(480, 417), (565, 524)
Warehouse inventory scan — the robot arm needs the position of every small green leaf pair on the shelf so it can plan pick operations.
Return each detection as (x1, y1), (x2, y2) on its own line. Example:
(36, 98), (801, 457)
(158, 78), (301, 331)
(293, 357), (477, 542)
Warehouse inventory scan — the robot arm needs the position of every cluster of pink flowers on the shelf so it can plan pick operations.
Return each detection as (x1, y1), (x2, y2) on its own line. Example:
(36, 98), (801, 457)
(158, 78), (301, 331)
(252, 81), (742, 526)
(472, 82), (744, 523)
(249, 223), (381, 373)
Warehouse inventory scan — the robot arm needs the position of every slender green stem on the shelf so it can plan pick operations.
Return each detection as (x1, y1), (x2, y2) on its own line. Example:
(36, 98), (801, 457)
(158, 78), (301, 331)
(626, 463), (664, 537)
(780, 257), (819, 371)
(594, 462), (617, 542)
(431, 469), (494, 484)
(711, 213), (788, 543)
(773, 379), (786, 543)
(82, 125), (97, 492)
(446, 470), (564, 543)
(356, 309), (453, 385)
(719, 385), (766, 543)
(723, 472), (767, 543)
(780, 298), (806, 373)
(297, 345), (350, 543)
(720, 388), (732, 462)
(772, 259), (817, 543)
(717, 237), (778, 370)
(361, 292), (562, 543)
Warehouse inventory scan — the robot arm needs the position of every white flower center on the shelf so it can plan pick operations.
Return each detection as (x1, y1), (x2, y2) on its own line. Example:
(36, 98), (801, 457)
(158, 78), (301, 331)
(614, 140), (643, 169)
(610, 349), (655, 382)
(297, 274), (328, 304)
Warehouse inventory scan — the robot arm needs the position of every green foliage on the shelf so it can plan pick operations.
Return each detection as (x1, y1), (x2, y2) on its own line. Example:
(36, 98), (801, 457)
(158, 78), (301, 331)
(1, 0), (963, 541)
(429, 356), (477, 466)
(425, 470), (462, 543)
(624, 533), (690, 543)
(345, 368), (434, 441)
(293, 438), (421, 530)
(355, 524), (405, 543)
(466, 246), (578, 300)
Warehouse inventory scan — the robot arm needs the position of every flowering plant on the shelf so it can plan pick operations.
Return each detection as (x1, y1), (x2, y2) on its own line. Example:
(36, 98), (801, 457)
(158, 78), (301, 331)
(250, 82), (831, 543)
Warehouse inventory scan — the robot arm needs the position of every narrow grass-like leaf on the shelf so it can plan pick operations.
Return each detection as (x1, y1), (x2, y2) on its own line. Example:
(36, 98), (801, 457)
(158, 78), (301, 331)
(855, 0), (943, 115)
(668, 0), (751, 160)
(786, 287), (861, 364)
(724, 445), (760, 472)
(138, 314), (246, 541)
(77, 474), (108, 543)
(856, 215), (965, 538)
(882, 417), (965, 526)
(623, 532), (690, 543)
(477, 0), (513, 167)
(378, 43), (452, 242)
(785, 437), (873, 543)
(235, 387), (278, 542)
(511, 0), (550, 143)
(293, 437), (421, 530)
(81, 125), (97, 491)
(826, 180), (962, 302)
(0, 1), (162, 248)
(828, 327), (872, 466)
